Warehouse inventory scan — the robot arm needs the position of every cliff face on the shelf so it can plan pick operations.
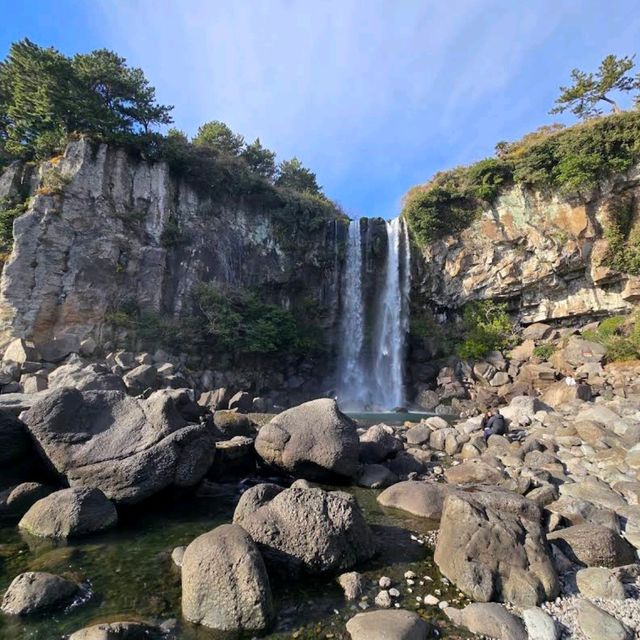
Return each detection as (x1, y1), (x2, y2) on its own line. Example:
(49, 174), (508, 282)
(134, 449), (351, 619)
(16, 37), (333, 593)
(412, 167), (640, 324)
(0, 139), (343, 364)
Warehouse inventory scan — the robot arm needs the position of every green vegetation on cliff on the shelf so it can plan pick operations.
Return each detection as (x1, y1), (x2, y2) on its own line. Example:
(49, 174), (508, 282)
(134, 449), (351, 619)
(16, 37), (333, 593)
(108, 287), (324, 359)
(0, 39), (343, 232)
(583, 314), (640, 361)
(403, 111), (640, 246)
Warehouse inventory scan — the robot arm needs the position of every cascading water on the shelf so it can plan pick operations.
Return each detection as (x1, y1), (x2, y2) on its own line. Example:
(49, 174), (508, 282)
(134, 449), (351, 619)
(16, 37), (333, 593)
(336, 219), (367, 408)
(336, 216), (410, 411)
(371, 216), (411, 409)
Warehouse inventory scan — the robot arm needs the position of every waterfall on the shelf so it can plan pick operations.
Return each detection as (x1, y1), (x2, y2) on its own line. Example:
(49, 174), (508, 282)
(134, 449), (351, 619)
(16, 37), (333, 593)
(336, 220), (367, 409)
(336, 216), (410, 411)
(371, 217), (410, 409)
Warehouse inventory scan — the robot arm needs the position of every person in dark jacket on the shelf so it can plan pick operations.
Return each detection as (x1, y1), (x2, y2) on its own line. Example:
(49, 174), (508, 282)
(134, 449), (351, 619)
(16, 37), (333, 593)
(483, 409), (506, 438)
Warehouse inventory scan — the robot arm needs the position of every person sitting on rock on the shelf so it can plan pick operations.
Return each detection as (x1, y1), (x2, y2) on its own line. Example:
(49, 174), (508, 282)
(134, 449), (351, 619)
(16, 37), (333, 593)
(483, 409), (506, 438)
(480, 410), (492, 431)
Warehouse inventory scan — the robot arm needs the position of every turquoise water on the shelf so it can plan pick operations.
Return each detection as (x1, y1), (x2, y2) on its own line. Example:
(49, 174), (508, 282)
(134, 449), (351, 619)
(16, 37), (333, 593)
(0, 484), (469, 640)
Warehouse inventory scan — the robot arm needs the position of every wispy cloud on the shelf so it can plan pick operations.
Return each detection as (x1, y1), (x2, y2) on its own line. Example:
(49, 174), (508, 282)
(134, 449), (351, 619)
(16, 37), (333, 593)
(87, 0), (640, 217)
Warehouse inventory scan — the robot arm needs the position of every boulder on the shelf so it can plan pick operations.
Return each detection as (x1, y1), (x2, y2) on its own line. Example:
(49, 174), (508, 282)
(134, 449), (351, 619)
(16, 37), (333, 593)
(227, 391), (253, 412)
(213, 410), (255, 437)
(545, 496), (619, 531)
(3, 338), (38, 364)
(547, 524), (636, 567)
(19, 487), (117, 538)
(255, 399), (359, 481)
(0, 482), (53, 518)
(377, 481), (449, 520)
(122, 364), (157, 394)
(444, 458), (506, 485)
(434, 488), (558, 606)
(213, 436), (255, 475)
(20, 373), (48, 394)
(37, 336), (80, 363)
(345, 609), (430, 640)
(68, 621), (166, 640)
(415, 389), (439, 411)
(500, 395), (546, 425)
(509, 339), (536, 363)
(404, 424), (431, 446)
(21, 388), (216, 504)
(359, 424), (403, 463)
(576, 567), (626, 600)
(385, 449), (432, 478)
(542, 380), (592, 407)
(552, 337), (607, 369)
(522, 607), (559, 640)
(576, 600), (632, 640)
(233, 483), (284, 527)
(79, 337), (97, 357)
(181, 524), (273, 631)
(233, 486), (375, 577)
(48, 363), (126, 392)
(522, 323), (552, 341)
(1, 571), (79, 615)
(445, 603), (527, 640)
(357, 464), (398, 489)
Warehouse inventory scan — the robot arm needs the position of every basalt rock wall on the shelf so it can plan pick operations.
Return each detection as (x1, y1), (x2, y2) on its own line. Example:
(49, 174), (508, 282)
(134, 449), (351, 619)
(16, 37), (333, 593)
(412, 168), (640, 325)
(0, 139), (349, 396)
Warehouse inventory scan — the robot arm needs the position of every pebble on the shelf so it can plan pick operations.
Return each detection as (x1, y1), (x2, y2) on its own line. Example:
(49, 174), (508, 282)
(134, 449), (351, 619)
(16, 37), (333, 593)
(378, 576), (391, 589)
(438, 601), (449, 610)
(424, 595), (439, 606)
(389, 588), (400, 598)
(404, 571), (417, 579)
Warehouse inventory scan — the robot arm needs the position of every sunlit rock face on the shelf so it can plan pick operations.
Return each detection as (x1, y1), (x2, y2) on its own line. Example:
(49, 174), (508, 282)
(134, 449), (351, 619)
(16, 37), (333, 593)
(0, 139), (343, 395)
(413, 170), (640, 323)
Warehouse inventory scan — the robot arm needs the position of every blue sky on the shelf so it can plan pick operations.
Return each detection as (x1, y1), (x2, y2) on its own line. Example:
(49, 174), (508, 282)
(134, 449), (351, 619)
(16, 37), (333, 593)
(1, 1), (640, 218)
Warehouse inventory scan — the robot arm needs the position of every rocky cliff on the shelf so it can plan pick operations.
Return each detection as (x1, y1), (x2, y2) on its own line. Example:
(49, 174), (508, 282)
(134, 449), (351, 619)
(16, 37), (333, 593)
(412, 167), (640, 324)
(0, 139), (351, 399)
(0, 139), (346, 343)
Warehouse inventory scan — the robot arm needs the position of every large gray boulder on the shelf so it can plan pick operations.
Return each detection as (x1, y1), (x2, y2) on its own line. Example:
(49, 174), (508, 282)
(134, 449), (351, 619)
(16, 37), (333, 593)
(19, 487), (117, 538)
(377, 481), (449, 520)
(576, 601), (632, 640)
(445, 603), (527, 640)
(20, 388), (216, 503)
(0, 482), (53, 518)
(346, 609), (430, 640)
(255, 399), (359, 481)
(434, 487), (558, 606)
(547, 524), (636, 567)
(233, 483), (284, 527)
(359, 424), (403, 463)
(1, 571), (79, 615)
(181, 524), (273, 631)
(68, 621), (167, 640)
(233, 485), (375, 577)
(48, 363), (126, 392)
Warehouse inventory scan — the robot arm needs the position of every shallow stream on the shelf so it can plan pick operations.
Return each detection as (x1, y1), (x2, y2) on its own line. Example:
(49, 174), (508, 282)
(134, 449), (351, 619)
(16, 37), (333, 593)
(0, 479), (468, 639)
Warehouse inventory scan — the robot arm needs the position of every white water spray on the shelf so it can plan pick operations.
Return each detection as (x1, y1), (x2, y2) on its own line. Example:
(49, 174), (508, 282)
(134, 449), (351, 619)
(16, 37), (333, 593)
(371, 217), (410, 409)
(337, 216), (410, 411)
(336, 219), (366, 408)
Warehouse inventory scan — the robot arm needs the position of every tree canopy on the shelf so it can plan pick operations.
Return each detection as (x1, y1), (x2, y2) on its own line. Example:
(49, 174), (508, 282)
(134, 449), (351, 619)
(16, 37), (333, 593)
(276, 157), (322, 194)
(0, 39), (173, 158)
(551, 54), (637, 120)
(192, 120), (244, 155)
